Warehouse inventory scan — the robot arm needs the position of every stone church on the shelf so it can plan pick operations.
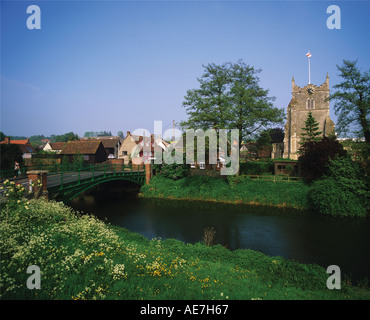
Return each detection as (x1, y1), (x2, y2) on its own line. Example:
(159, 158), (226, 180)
(272, 74), (335, 160)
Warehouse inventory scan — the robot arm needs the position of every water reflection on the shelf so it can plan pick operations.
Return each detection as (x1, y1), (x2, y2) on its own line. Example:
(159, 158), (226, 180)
(69, 182), (370, 282)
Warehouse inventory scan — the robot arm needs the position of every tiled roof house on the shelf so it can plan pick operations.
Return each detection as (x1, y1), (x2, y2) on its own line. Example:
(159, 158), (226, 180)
(0, 137), (35, 158)
(59, 140), (108, 164)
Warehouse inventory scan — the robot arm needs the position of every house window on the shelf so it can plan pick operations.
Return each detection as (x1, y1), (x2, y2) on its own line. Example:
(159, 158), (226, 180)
(199, 162), (205, 170)
(307, 98), (315, 110)
(84, 155), (89, 161)
(122, 151), (127, 155)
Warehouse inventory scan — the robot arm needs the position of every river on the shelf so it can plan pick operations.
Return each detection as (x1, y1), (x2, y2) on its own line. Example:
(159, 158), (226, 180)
(69, 181), (370, 283)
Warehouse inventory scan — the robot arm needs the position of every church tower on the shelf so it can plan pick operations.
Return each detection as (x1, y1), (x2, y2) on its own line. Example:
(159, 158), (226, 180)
(282, 74), (335, 160)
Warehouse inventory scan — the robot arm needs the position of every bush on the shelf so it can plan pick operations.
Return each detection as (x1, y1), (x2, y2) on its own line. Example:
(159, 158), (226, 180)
(298, 137), (347, 181)
(153, 163), (189, 180)
(239, 160), (274, 175)
(308, 177), (367, 217)
(308, 156), (369, 217)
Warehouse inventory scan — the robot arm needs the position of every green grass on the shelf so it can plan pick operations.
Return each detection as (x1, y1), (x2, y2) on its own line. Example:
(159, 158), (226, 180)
(1, 198), (369, 300)
(140, 175), (310, 210)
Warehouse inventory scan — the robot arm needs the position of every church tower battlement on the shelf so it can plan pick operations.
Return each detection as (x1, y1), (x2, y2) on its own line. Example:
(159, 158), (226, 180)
(282, 74), (335, 160)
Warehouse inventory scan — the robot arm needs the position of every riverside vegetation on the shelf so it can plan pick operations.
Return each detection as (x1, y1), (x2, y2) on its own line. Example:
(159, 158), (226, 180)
(140, 175), (309, 210)
(146, 156), (369, 217)
(1, 187), (370, 300)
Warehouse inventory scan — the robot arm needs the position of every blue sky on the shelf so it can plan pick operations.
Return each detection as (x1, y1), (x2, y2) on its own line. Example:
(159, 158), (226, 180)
(1, 0), (369, 139)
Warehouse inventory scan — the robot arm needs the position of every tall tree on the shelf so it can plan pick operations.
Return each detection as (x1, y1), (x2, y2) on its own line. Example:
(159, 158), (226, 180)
(228, 60), (284, 149)
(180, 60), (284, 150)
(180, 62), (232, 131)
(329, 59), (370, 143)
(300, 111), (322, 144)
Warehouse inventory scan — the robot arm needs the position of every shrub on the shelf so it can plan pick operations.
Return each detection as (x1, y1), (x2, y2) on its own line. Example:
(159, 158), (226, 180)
(239, 160), (274, 175)
(308, 156), (369, 217)
(298, 137), (347, 181)
(308, 177), (367, 217)
(153, 163), (189, 180)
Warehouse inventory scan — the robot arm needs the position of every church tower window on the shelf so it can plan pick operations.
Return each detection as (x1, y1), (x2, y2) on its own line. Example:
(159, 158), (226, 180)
(306, 98), (315, 110)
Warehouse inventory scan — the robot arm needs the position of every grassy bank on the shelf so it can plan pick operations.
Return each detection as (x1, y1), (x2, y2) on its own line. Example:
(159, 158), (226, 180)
(1, 198), (369, 300)
(140, 175), (310, 210)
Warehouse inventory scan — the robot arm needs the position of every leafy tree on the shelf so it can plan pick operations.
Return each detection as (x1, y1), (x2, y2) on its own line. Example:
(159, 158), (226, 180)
(256, 130), (271, 149)
(180, 61), (284, 149)
(97, 131), (112, 137)
(180, 62), (232, 131)
(298, 137), (347, 181)
(55, 132), (79, 142)
(308, 156), (369, 217)
(300, 112), (322, 144)
(329, 59), (370, 143)
(268, 127), (284, 143)
(256, 127), (284, 148)
(0, 132), (5, 142)
(228, 60), (284, 149)
(84, 131), (96, 138)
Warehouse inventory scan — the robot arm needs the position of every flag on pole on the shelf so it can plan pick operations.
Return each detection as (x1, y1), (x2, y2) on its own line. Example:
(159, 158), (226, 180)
(306, 51), (311, 84)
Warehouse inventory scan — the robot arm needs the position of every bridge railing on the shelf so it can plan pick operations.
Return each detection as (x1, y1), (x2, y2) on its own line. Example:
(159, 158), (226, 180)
(0, 163), (146, 180)
(48, 163), (145, 190)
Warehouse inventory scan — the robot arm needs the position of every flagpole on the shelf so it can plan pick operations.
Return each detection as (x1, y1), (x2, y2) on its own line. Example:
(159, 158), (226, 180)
(306, 51), (312, 84)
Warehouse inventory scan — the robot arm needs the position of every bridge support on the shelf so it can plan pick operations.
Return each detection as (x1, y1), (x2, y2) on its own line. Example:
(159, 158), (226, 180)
(27, 170), (49, 200)
(145, 163), (152, 185)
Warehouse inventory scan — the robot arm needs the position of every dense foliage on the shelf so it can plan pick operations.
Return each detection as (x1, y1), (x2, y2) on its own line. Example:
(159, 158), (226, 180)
(298, 137), (347, 181)
(153, 163), (189, 181)
(239, 161), (274, 175)
(308, 156), (369, 217)
(329, 59), (370, 144)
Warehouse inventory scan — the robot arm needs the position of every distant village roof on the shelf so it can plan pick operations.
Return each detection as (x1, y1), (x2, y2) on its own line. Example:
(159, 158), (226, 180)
(81, 136), (122, 148)
(49, 142), (67, 150)
(1, 137), (30, 145)
(1, 137), (35, 153)
(60, 140), (105, 155)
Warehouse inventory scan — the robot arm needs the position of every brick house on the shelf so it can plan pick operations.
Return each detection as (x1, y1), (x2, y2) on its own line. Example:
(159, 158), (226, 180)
(118, 131), (169, 164)
(59, 140), (108, 164)
(0, 137), (35, 158)
(81, 136), (123, 159)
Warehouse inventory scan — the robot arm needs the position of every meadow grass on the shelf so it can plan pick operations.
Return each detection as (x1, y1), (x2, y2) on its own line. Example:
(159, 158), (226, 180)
(140, 175), (310, 210)
(1, 198), (369, 300)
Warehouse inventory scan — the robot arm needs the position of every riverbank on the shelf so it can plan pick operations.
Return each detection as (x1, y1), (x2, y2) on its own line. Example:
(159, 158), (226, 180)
(1, 198), (369, 300)
(139, 175), (310, 210)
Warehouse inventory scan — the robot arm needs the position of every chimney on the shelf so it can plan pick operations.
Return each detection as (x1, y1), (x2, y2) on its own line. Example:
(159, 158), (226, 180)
(4, 137), (10, 144)
(127, 131), (131, 137)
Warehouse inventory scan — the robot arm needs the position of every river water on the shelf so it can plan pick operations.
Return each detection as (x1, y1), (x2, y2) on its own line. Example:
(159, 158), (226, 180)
(69, 181), (370, 283)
